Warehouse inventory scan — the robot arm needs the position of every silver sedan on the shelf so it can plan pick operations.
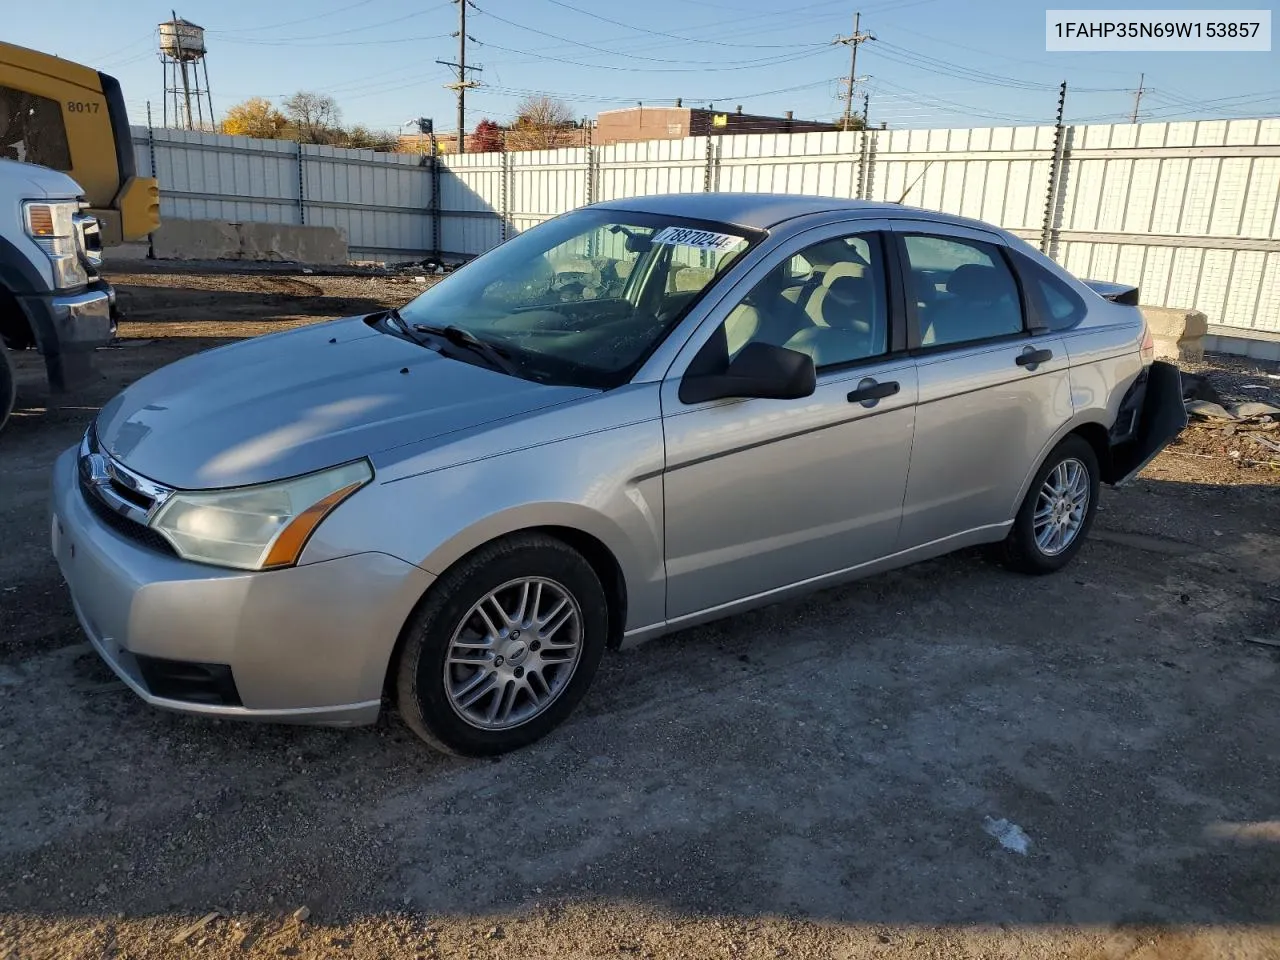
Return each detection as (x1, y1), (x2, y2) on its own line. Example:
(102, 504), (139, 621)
(50, 194), (1186, 755)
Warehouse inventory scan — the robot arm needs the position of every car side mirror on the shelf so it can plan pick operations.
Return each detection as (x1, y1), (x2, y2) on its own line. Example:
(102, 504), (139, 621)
(679, 341), (817, 404)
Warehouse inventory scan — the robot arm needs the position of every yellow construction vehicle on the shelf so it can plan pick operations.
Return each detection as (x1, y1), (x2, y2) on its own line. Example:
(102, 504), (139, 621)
(0, 41), (159, 246)
(0, 43), (159, 428)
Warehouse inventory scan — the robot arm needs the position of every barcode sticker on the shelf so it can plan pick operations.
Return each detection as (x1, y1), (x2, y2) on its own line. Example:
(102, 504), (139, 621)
(652, 226), (742, 250)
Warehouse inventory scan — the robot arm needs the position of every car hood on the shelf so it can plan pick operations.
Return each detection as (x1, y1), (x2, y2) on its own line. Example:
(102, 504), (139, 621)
(95, 317), (597, 489)
(0, 158), (84, 199)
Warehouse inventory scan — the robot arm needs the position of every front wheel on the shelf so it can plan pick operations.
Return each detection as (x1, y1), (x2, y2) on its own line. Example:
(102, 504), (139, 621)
(0, 343), (15, 435)
(999, 435), (1100, 575)
(394, 533), (608, 756)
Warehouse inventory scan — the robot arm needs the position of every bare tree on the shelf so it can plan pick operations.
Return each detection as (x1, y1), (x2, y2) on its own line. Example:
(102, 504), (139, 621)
(283, 91), (341, 144)
(508, 95), (574, 150)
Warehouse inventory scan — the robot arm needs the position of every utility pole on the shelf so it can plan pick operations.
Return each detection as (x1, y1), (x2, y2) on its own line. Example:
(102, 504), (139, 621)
(834, 12), (873, 131)
(863, 91), (870, 129)
(1130, 72), (1145, 123)
(437, 0), (481, 154)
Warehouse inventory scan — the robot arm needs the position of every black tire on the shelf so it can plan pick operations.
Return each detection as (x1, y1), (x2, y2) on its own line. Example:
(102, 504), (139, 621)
(999, 435), (1100, 575)
(0, 343), (15, 435)
(394, 533), (608, 756)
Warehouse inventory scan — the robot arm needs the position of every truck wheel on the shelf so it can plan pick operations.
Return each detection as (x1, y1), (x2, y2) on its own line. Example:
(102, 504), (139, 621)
(0, 343), (15, 434)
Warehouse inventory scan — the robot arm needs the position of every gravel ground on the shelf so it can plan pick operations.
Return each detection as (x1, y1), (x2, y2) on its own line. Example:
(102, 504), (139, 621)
(1, 266), (1278, 959)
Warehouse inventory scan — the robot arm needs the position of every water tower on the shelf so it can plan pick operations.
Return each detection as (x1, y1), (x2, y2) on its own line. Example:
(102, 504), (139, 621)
(159, 11), (214, 130)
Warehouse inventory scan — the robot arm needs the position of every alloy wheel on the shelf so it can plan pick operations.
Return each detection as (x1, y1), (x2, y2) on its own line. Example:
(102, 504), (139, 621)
(443, 577), (584, 730)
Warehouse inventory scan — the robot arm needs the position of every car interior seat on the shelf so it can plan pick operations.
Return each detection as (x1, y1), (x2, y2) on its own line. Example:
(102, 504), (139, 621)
(783, 273), (878, 366)
(921, 263), (1020, 346)
(723, 266), (814, 357)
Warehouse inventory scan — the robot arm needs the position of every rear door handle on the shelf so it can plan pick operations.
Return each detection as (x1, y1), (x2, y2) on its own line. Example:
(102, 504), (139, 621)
(847, 379), (900, 405)
(1016, 348), (1053, 367)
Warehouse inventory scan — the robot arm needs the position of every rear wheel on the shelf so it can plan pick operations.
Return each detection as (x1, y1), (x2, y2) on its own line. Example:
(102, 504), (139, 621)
(1000, 435), (1100, 574)
(394, 533), (608, 756)
(0, 343), (15, 434)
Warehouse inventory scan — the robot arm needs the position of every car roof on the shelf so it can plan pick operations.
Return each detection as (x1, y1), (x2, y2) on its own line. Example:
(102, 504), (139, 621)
(590, 192), (994, 233)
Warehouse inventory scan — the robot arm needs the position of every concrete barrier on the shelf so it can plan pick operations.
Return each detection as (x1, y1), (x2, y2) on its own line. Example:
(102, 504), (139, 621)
(149, 218), (348, 265)
(1140, 305), (1208, 363)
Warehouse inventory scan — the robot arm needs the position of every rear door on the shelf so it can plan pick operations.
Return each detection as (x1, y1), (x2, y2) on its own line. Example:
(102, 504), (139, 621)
(890, 221), (1073, 550)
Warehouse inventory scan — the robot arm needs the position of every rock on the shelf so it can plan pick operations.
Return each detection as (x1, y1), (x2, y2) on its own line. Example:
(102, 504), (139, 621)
(486, 925), (504, 940)
(292, 906), (311, 925)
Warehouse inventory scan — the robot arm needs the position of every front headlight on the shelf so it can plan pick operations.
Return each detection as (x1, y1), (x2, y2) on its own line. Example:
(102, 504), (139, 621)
(149, 460), (373, 571)
(24, 200), (87, 289)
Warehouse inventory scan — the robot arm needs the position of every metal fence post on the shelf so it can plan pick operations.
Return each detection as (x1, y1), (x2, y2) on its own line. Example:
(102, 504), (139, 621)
(1040, 81), (1068, 256)
(146, 101), (158, 259)
(864, 128), (879, 200)
(855, 129), (867, 200)
(500, 133), (510, 243)
(427, 127), (441, 261)
(703, 134), (714, 192)
(296, 139), (306, 226)
(584, 117), (596, 206)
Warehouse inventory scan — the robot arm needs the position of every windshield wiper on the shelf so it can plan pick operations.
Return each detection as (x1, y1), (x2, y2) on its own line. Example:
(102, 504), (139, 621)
(413, 322), (520, 376)
(383, 307), (433, 347)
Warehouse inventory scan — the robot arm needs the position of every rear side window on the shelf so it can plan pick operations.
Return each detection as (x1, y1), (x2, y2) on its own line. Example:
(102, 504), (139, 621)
(1027, 266), (1086, 331)
(902, 235), (1024, 348)
(0, 85), (72, 171)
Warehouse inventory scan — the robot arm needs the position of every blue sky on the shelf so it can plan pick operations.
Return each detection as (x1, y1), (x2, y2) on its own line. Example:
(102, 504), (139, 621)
(10, 0), (1278, 133)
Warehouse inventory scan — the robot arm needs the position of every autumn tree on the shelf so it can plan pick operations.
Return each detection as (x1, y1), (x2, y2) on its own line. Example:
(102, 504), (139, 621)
(508, 95), (573, 150)
(283, 91), (341, 144)
(220, 97), (288, 139)
(471, 118), (504, 153)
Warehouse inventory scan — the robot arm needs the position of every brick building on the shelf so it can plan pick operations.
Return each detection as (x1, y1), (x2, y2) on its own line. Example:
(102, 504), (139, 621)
(594, 103), (838, 145)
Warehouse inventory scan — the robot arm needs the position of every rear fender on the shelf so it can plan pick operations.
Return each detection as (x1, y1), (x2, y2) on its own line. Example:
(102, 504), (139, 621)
(1105, 360), (1187, 485)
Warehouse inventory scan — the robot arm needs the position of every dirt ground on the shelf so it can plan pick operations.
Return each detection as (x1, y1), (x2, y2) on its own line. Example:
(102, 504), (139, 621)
(1, 264), (1279, 960)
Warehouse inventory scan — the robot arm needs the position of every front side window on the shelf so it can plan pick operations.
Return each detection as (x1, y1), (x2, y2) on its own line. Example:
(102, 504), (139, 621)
(397, 210), (754, 388)
(903, 234), (1024, 347)
(712, 232), (890, 371)
(0, 85), (72, 171)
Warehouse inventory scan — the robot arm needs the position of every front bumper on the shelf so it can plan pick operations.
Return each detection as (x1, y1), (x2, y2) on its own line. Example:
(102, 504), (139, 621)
(49, 446), (434, 725)
(19, 279), (117, 390)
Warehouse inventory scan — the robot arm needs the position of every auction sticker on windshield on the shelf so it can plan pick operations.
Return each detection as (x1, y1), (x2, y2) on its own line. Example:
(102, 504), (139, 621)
(652, 226), (742, 250)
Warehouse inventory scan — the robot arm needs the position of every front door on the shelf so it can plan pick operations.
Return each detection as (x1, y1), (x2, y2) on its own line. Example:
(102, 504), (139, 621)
(890, 223), (1073, 549)
(660, 221), (918, 620)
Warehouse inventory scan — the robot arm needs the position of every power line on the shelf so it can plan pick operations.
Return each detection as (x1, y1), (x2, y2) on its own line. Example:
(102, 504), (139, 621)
(216, 32), (452, 48)
(474, 6), (826, 66)
(485, 0), (851, 67)
(217, 11), (443, 46)
(207, 0), (382, 35)
(533, 0), (824, 50)
(473, 38), (820, 74)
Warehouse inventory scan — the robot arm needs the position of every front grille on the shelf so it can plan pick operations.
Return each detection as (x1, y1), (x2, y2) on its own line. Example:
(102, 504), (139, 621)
(79, 475), (176, 556)
(136, 655), (242, 706)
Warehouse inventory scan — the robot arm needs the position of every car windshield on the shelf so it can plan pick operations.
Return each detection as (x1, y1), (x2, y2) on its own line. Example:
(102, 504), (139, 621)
(395, 208), (756, 388)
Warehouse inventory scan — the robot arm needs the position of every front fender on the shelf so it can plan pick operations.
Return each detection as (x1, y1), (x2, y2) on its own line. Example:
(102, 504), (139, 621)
(302, 419), (667, 633)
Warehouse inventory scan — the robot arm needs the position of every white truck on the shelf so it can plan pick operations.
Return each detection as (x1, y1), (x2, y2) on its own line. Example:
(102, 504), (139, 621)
(0, 158), (116, 431)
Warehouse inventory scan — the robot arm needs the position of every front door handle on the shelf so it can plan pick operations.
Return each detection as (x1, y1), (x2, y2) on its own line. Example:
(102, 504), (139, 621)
(847, 379), (900, 405)
(1016, 348), (1053, 368)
